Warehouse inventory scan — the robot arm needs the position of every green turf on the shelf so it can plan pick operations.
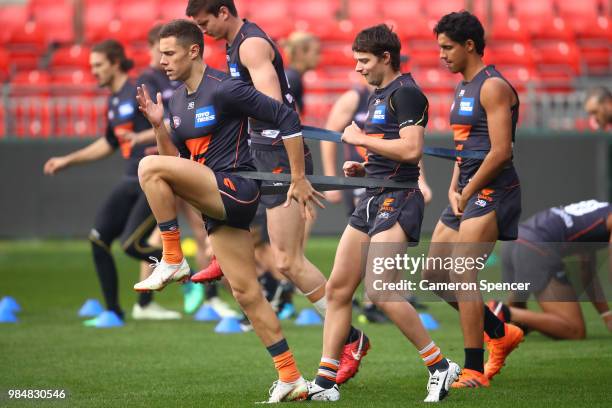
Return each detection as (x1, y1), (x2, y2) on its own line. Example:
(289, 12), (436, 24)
(0, 239), (611, 407)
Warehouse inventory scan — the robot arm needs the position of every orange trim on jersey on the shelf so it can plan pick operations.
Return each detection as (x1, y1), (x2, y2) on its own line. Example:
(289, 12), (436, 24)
(234, 119), (245, 168)
(272, 166), (284, 174)
(567, 218), (605, 242)
(185, 134), (212, 164)
(356, 146), (368, 160)
(366, 133), (385, 139)
(451, 124), (472, 141)
(114, 122), (134, 159)
(206, 74), (223, 82)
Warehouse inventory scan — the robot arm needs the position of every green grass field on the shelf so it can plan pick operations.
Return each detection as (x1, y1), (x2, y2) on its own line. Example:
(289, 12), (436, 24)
(1, 239), (611, 407)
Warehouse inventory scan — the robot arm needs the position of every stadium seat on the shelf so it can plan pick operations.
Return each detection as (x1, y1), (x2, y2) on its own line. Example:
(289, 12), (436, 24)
(348, 0), (381, 21)
(413, 68), (455, 94)
(159, 1), (186, 21)
(488, 18), (530, 42)
(10, 96), (52, 138)
(0, 4), (30, 43)
(292, 0), (341, 22)
(381, 0), (424, 20)
(83, 0), (117, 43)
(529, 17), (574, 41)
(248, 1), (292, 39)
(485, 41), (535, 69)
(117, 0), (160, 24)
(424, 0), (465, 19)
(319, 44), (355, 68)
(31, 2), (75, 44)
(50, 69), (98, 96)
(532, 40), (581, 74)
(50, 45), (91, 71)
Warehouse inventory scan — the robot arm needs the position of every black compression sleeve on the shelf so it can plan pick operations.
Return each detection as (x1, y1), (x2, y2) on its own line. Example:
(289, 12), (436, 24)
(390, 86), (429, 129)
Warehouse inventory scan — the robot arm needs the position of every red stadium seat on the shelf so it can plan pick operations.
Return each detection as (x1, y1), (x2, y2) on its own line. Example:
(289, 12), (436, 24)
(50, 45), (92, 71)
(406, 39), (443, 69)
(248, 1), (292, 39)
(159, 1), (186, 21)
(117, 0), (160, 24)
(0, 4), (30, 43)
(50, 69), (98, 96)
(381, 0), (424, 20)
(412, 68), (455, 94)
(348, 0), (381, 21)
(529, 17), (574, 41)
(292, 0), (341, 22)
(485, 41), (535, 69)
(83, 0), (117, 43)
(31, 2), (75, 43)
(578, 43), (611, 74)
(488, 18), (530, 42)
(494, 65), (538, 92)
(424, 0), (465, 19)
(532, 40), (581, 75)
(319, 44), (355, 68)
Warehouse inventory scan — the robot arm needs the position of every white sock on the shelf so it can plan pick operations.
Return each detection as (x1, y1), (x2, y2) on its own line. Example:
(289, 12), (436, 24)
(312, 296), (327, 317)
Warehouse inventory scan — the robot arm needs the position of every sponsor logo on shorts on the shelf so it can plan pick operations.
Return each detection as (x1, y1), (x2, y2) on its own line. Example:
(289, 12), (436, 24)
(223, 177), (237, 192)
(475, 199), (487, 207)
(195, 106), (217, 128)
(458, 97), (474, 116)
(372, 104), (386, 124)
(377, 212), (391, 219)
(380, 197), (395, 213)
(477, 188), (494, 202)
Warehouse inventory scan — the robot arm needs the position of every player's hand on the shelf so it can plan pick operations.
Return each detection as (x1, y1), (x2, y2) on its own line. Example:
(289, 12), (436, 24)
(122, 131), (140, 147)
(449, 190), (463, 217)
(419, 179), (433, 204)
(324, 190), (343, 204)
(341, 122), (365, 146)
(284, 177), (326, 220)
(136, 84), (165, 128)
(343, 161), (365, 177)
(43, 156), (69, 175)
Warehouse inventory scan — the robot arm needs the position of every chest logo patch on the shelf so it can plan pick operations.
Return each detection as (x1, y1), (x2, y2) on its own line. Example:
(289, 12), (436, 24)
(458, 97), (474, 116)
(371, 104), (386, 124)
(195, 106), (217, 128)
(118, 102), (135, 118)
(229, 63), (241, 78)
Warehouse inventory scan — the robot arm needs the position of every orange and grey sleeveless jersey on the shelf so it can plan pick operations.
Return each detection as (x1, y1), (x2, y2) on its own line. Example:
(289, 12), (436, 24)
(449, 65), (519, 181)
(226, 20), (296, 147)
(362, 73), (428, 191)
(104, 78), (155, 176)
(167, 67), (301, 173)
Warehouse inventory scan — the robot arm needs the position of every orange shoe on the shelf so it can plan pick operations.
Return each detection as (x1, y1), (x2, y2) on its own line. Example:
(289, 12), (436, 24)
(191, 256), (224, 283)
(451, 368), (490, 388)
(484, 323), (524, 379)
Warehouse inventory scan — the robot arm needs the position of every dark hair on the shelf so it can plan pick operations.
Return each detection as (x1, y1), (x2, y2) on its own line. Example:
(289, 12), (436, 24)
(186, 0), (237, 17)
(352, 24), (401, 71)
(148, 24), (163, 46)
(91, 39), (134, 72)
(159, 19), (205, 58)
(434, 11), (486, 56)
(585, 86), (612, 103)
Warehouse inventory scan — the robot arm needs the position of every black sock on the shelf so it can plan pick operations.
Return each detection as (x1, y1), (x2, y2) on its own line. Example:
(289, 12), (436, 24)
(205, 281), (219, 299)
(464, 348), (484, 373)
(484, 306), (506, 339)
(428, 357), (450, 374)
(138, 291), (153, 307)
(91, 241), (122, 316)
(345, 326), (362, 344)
(266, 338), (289, 357)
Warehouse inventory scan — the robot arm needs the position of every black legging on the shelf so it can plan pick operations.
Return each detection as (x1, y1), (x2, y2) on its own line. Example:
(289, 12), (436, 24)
(88, 177), (162, 318)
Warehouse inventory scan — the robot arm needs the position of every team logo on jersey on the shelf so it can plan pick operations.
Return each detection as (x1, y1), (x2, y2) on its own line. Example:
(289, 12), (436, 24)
(188, 101), (195, 110)
(118, 102), (135, 118)
(173, 116), (181, 128)
(195, 106), (217, 127)
(371, 104), (386, 124)
(108, 110), (115, 120)
(459, 89), (466, 97)
(229, 63), (241, 78)
(285, 93), (294, 104)
(458, 97), (474, 116)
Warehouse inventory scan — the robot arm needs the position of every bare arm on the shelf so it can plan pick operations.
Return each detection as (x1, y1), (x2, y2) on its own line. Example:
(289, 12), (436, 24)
(418, 159), (432, 204)
(458, 78), (514, 210)
(342, 122), (424, 163)
(43, 137), (114, 175)
(136, 85), (178, 156)
(239, 37), (283, 102)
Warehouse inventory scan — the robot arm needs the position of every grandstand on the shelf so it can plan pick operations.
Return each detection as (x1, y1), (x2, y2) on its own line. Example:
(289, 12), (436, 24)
(0, 0), (609, 137)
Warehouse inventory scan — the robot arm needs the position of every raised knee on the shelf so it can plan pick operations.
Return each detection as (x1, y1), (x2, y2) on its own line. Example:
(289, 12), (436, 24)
(138, 155), (158, 182)
(566, 325), (586, 340)
(274, 252), (301, 278)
